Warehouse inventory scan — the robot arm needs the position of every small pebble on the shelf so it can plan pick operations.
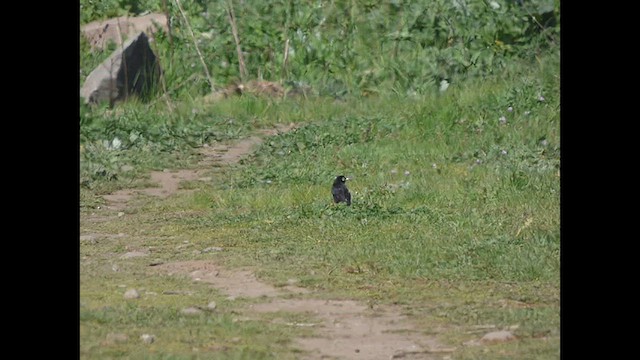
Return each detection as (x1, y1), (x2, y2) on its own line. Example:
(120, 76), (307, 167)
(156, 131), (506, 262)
(439, 79), (450, 92)
(124, 289), (140, 299)
(207, 301), (217, 311)
(140, 334), (155, 344)
(481, 330), (516, 343)
(181, 307), (203, 316)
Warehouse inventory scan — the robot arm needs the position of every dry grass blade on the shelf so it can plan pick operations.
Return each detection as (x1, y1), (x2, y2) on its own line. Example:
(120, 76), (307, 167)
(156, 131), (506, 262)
(173, 0), (215, 92)
(226, 0), (247, 81)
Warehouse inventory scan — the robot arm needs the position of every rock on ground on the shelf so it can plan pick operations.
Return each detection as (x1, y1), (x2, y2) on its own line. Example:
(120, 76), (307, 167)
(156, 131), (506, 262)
(140, 334), (155, 344)
(81, 13), (168, 51)
(124, 288), (140, 299)
(481, 330), (516, 343)
(81, 31), (161, 105)
(180, 307), (204, 316)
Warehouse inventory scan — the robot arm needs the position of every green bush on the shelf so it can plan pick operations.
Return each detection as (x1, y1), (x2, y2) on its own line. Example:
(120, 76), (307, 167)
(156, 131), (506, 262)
(81, 0), (559, 98)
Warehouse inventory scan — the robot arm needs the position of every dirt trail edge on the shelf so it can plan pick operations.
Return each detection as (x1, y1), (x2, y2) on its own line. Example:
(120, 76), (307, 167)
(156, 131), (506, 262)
(88, 124), (455, 360)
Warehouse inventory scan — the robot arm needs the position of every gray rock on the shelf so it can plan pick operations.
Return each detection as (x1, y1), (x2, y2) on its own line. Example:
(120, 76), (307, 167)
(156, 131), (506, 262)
(81, 13), (168, 51)
(181, 307), (203, 316)
(207, 301), (217, 311)
(81, 31), (161, 106)
(140, 334), (155, 344)
(124, 288), (140, 299)
(481, 330), (516, 343)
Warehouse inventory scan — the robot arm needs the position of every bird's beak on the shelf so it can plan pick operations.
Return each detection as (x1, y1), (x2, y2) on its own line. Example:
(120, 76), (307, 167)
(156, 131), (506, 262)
(345, 177), (350, 181)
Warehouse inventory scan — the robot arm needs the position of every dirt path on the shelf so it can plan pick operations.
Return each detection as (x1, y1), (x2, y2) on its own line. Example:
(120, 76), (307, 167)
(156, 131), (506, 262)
(87, 124), (454, 359)
(101, 124), (295, 211)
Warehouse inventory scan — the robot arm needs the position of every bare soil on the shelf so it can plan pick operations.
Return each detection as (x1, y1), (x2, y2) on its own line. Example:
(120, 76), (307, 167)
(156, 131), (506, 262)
(252, 299), (453, 360)
(101, 124), (295, 211)
(86, 124), (455, 359)
(154, 260), (310, 298)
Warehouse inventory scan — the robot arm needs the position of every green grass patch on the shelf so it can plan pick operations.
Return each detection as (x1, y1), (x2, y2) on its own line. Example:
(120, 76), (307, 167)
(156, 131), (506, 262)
(81, 49), (559, 358)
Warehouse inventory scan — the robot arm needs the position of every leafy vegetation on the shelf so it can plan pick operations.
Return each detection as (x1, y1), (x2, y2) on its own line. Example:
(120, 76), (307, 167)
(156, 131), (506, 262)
(80, 0), (559, 359)
(80, 0), (559, 97)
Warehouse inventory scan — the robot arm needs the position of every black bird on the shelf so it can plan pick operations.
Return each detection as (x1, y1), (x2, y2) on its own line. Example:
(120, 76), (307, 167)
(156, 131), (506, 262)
(332, 175), (351, 206)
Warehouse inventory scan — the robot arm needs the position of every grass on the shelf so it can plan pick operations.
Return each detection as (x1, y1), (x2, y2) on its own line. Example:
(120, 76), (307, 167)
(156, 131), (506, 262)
(80, 52), (559, 359)
(80, 287), (300, 359)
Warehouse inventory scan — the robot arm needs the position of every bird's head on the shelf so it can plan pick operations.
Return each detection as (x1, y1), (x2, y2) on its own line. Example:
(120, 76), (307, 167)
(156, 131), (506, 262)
(335, 175), (349, 184)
